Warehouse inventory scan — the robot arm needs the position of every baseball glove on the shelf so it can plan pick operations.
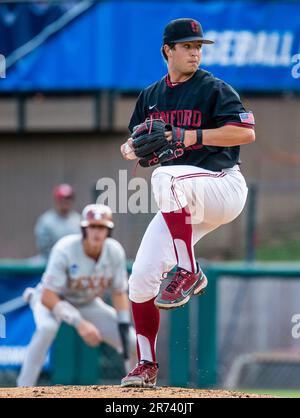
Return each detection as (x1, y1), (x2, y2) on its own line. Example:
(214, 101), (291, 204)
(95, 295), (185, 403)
(131, 119), (186, 167)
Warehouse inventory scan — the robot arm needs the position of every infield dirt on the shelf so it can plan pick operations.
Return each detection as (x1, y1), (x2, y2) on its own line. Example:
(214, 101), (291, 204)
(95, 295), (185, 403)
(0, 385), (274, 398)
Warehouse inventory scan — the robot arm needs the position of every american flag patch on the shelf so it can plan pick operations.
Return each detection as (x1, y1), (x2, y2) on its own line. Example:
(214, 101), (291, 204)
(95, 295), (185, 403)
(239, 112), (255, 125)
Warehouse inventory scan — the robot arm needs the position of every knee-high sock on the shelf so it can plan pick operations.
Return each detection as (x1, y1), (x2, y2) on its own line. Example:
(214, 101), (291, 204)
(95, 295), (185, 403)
(132, 298), (160, 363)
(162, 206), (196, 273)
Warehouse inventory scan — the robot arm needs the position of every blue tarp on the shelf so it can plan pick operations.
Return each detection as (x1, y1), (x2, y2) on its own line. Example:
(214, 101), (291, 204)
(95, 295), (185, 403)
(0, 273), (50, 371)
(0, 2), (73, 58)
(0, 1), (299, 92)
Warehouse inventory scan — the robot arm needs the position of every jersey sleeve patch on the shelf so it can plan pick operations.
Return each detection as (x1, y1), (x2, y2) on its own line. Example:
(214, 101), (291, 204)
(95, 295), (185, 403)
(239, 112), (255, 125)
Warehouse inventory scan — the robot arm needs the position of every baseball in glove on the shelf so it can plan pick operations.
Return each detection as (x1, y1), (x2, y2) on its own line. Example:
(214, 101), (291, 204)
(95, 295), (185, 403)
(131, 119), (186, 167)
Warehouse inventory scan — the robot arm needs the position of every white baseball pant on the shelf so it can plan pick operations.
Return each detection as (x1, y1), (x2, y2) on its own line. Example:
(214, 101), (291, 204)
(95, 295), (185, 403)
(129, 164), (248, 303)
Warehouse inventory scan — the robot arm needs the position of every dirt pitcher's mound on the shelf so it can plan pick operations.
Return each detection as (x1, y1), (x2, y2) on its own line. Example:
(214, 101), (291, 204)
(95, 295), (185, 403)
(0, 385), (273, 398)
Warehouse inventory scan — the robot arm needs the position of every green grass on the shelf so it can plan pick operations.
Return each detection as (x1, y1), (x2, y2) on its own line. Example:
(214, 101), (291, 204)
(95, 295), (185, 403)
(256, 237), (300, 262)
(243, 389), (300, 398)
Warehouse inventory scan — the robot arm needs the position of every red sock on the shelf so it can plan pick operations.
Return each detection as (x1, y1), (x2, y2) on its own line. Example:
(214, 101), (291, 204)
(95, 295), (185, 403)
(132, 298), (160, 363)
(162, 206), (196, 273)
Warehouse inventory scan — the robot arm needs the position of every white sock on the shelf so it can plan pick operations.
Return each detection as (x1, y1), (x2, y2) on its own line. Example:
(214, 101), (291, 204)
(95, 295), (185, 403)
(137, 334), (155, 362)
(174, 238), (196, 272)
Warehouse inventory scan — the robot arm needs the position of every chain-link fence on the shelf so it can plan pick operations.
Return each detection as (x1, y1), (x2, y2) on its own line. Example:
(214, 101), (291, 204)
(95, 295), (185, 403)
(218, 274), (300, 389)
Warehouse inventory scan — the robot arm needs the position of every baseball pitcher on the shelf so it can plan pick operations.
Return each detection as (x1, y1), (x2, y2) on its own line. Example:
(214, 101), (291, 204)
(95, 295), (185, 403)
(120, 18), (255, 387)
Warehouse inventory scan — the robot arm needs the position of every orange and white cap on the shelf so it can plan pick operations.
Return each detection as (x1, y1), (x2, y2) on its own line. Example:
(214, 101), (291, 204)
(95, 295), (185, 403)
(81, 204), (114, 229)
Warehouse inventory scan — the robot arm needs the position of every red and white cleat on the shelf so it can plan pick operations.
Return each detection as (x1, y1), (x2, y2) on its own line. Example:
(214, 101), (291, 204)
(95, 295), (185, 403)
(121, 361), (158, 388)
(154, 264), (207, 310)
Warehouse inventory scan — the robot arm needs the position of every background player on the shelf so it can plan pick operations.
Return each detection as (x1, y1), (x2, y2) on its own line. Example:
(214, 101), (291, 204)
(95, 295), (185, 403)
(34, 184), (81, 262)
(120, 18), (255, 387)
(17, 204), (135, 387)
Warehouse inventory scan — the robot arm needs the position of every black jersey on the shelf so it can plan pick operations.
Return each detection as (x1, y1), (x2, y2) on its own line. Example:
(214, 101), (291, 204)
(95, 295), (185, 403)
(128, 69), (255, 172)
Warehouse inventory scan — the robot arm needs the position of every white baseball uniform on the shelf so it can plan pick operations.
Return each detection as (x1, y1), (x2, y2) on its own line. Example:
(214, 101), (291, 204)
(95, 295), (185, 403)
(17, 234), (135, 387)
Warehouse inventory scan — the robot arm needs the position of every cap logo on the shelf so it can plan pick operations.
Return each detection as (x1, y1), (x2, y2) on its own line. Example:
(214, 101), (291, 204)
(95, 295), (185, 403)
(86, 210), (100, 220)
(191, 21), (200, 33)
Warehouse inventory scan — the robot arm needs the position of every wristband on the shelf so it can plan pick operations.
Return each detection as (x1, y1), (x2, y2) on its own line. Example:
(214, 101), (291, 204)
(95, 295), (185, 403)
(52, 301), (82, 328)
(196, 129), (203, 145)
(117, 310), (131, 324)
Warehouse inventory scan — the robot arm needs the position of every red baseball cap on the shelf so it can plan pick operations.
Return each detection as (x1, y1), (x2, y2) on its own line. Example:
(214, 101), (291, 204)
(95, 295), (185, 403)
(53, 184), (74, 200)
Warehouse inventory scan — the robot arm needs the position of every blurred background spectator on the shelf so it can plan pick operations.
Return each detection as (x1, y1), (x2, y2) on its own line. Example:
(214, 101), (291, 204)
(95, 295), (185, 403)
(34, 184), (81, 262)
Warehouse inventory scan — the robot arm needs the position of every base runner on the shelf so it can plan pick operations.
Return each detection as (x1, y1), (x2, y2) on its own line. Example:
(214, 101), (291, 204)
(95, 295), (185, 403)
(17, 204), (136, 387)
